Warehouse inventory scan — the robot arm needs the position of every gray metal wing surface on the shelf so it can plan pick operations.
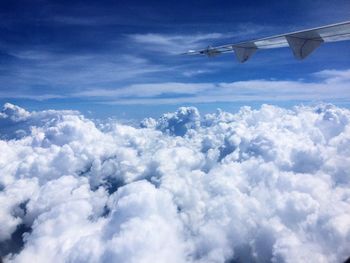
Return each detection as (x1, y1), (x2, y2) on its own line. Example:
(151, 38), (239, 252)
(184, 21), (350, 62)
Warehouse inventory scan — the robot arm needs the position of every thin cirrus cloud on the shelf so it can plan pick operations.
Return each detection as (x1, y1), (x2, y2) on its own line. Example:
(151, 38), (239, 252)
(127, 24), (271, 54)
(73, 68), (350, 105)
(0, 52), (170, 96)
(128, 33), (228, 54)
(2, 65), (350, 106)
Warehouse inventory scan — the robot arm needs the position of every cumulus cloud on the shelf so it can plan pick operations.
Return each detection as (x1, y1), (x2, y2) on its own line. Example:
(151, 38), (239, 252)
(1, 102), (350, 262)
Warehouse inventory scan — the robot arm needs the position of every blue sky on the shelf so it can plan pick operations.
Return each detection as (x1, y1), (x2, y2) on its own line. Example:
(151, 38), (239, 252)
(1, 0), (350, 119)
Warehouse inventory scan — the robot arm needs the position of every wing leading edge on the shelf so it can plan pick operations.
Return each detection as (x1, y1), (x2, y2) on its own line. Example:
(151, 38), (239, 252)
(184, 21), (350, 63)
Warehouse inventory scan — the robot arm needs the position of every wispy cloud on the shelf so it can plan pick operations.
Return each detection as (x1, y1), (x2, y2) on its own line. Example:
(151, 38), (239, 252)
(127, 23), (272, 55)
(76, 82), (212, 98)
(0, 50), (172, 95)
(128, 33), (228, 54)
(312, 69), (350, 83)
(130, 33), (226, 44)
(74, 68), (350, 105)
(0, 66), (350, 105)
(127, 23), (280, 55)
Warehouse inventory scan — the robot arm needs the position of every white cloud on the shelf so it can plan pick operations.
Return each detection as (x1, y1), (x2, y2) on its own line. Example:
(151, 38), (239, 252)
(1, 102), (350, 262)
(313, 68), (350, 83)
(0, 50), (171, 98)
(128, 33), (228, 54)
(74, 68), (350, 105)
(127, 23), (273, 55)
(76, 83), (213, 98)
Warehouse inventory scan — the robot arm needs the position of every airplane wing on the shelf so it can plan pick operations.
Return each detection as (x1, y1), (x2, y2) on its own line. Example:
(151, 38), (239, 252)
(184, 21), (350, 63)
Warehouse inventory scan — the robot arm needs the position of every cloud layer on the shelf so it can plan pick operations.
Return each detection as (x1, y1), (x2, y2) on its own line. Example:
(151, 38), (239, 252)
(76, 69), (350, 105)
(0, 102), (350, 263)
